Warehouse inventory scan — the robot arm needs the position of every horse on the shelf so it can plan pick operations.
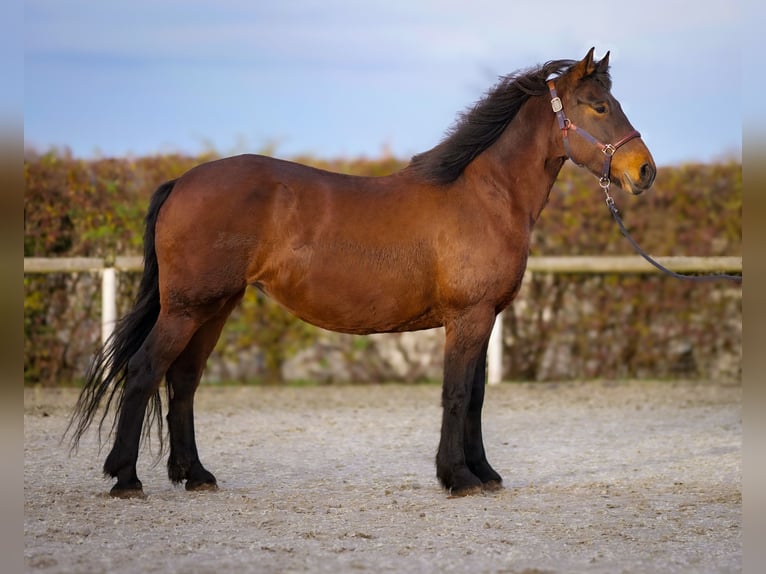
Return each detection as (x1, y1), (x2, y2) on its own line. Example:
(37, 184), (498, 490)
(67, 48), (656, 498)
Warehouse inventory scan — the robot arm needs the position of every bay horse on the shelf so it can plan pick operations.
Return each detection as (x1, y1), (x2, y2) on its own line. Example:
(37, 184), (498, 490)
(68, 48), (656, 497)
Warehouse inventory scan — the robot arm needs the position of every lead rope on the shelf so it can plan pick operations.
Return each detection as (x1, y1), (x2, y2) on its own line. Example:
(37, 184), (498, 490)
(601, 186), (742, 284)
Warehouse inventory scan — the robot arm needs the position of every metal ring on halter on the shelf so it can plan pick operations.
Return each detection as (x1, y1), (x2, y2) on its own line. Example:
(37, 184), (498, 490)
(599, 176), (611, 188)
(602, 144), (616, 156)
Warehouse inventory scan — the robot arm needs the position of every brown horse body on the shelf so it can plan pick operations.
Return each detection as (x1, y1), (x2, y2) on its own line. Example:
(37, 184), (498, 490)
(69, 49), (655, 497)
(161, 151), (535, 335)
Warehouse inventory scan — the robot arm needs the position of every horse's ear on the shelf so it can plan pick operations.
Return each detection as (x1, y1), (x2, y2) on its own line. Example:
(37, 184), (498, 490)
(596, 51), (610, 74)
(570, 47), (597, 80)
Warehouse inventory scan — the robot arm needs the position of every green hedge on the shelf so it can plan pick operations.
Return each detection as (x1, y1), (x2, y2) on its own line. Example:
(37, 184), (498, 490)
(23, 150), (741, 384)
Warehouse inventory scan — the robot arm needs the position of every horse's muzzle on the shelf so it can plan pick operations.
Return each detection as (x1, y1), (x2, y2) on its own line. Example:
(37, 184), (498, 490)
(624, 162), (656, 195)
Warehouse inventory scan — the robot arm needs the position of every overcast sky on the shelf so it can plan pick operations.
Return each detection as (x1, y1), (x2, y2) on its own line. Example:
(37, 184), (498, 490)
(24, 0), (741, 167)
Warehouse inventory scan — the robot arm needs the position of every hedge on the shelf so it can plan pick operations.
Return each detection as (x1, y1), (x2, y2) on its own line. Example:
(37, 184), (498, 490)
(23, 150), (741, 385)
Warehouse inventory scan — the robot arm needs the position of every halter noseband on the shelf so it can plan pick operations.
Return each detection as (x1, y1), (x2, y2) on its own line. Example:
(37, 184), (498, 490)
(547, 80), (640, 190)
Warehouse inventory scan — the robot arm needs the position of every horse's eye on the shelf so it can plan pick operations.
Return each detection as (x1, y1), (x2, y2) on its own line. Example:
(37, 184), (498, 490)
(592, 103), (608, 114)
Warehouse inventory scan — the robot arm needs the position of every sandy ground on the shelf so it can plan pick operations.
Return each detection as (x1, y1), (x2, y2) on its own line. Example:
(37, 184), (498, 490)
(24, 380), (741, 573)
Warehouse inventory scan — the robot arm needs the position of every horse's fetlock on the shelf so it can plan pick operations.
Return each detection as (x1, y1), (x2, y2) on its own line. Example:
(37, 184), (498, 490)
(104, 455), (127, 478)
(167, 459), (188, 483)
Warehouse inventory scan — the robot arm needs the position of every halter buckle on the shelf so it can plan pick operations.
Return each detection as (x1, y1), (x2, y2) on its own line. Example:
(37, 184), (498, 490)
(602, 144), (616, 157)
(550, 97), (563, 113)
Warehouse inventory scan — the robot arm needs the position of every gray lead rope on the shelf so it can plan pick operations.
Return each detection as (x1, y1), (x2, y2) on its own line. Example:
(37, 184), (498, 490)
(605, 198), (742, 284)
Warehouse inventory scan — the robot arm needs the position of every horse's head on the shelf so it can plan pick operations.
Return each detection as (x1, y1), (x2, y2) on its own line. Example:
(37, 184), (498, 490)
(551, 48), (656, 195)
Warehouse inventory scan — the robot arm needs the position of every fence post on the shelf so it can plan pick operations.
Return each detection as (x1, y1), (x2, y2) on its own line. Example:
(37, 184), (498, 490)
(101, 257), (117, 346)
(487, 312), (503, 385)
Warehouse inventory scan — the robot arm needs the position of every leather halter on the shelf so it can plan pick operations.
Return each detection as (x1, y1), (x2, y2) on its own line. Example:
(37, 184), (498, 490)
(547, 80), (641, 189)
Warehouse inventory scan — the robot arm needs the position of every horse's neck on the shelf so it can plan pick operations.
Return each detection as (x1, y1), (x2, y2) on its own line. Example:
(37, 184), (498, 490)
(467, 95), (565, 226)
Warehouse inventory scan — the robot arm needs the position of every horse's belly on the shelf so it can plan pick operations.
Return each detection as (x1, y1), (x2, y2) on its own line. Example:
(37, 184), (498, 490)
(258, 276), (441, 335)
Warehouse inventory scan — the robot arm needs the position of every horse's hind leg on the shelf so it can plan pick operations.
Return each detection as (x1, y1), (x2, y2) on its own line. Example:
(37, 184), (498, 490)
(104, 312), (202, 498)
(166, 291), (244, 491)
(464, 340), (503, 490)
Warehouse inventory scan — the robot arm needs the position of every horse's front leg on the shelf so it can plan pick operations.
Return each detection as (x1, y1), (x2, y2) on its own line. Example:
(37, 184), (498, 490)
(464, 340), (503, 489)
(436, 307), (496, 496)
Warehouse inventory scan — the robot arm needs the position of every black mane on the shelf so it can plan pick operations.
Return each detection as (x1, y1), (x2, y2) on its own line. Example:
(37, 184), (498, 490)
(407, 59), (598, 185)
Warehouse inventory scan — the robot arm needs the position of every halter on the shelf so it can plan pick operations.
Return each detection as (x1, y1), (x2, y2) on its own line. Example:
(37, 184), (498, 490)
(547, 80), (640, 193)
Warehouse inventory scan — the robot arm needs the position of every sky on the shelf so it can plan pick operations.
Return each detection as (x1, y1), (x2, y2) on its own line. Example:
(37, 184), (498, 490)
(24, 0), (742, 167)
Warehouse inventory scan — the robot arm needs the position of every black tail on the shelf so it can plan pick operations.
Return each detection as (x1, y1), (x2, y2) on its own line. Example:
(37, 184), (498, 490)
(67, 179), (177, 451)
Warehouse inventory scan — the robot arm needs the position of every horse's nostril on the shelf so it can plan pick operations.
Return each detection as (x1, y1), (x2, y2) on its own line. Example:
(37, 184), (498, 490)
(640, 163), (656, 187)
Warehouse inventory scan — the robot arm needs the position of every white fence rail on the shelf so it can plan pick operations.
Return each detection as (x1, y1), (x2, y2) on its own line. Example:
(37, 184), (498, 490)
(24, 255), (742, 384)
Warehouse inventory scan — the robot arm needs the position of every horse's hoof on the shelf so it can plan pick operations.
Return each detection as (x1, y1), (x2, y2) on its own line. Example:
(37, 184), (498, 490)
(185, 480), (218, 492)
(482, 480), (504, 492)
(109, 486), (146, 499)
(448, 484), (484, 498)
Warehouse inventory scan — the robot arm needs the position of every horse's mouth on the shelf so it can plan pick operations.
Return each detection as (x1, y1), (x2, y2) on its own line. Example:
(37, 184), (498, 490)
(623, 172), (647, 196)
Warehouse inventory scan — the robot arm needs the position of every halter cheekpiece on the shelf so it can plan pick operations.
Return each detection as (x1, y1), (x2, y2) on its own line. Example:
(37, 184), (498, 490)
(547, 80), (640, 194)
